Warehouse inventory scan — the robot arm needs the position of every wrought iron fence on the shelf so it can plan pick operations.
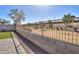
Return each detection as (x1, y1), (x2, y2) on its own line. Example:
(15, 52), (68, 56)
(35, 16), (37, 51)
(17, 21), (79, 45)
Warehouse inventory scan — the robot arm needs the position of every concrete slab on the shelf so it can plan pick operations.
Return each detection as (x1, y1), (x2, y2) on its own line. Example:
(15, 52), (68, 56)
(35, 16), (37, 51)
(0, 32), (26, 54)
(11, 32), (26, 54)
(0, 38), (16, 54)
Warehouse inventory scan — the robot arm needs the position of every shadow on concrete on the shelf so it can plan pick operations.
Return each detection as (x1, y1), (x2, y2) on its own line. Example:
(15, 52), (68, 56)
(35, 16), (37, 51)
(14, 31), (48, 54)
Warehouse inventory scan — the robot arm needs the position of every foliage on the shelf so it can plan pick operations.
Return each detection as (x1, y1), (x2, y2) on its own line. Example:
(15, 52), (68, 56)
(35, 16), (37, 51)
(8, 8), (25, 25)
(62, 13), (75, 24)
(48, 20), (52, 28)
(0, 19), (10, 25)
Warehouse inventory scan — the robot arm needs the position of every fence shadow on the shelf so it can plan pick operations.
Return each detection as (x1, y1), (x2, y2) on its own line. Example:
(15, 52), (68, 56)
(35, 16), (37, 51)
(14, 31), (48, 54)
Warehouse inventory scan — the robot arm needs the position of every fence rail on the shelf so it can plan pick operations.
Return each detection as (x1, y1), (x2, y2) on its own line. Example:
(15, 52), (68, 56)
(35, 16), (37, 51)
(16, 22), (79, 46)
(0, 23), (79, 53)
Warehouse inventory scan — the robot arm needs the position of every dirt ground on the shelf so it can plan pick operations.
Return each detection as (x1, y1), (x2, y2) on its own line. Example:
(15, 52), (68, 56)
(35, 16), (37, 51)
(31, 28), (79, 45)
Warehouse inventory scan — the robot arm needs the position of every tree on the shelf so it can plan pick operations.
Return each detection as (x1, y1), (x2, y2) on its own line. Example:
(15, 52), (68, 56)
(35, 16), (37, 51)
(38, 21), (46, 37)
(27, 23), (33, 26)
(8, 8), (25, 29)
(0, 19), (9, 25)
(48, 20), (52, 29)
(2, 19), (10, 25)
(0, 18), (10, 31)
(62, 13), (75, 26)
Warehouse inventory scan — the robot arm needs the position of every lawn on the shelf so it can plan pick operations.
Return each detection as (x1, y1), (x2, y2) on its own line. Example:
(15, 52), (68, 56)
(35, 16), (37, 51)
(0, 32), (11, 39)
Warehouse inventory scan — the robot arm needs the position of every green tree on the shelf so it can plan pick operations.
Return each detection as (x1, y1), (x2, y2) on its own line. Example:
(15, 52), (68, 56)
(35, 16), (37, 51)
(2, 19), (10, 25)
(38, 21), (44, 37)
(8, 8), (25, 29)
(48, 20), (52, 29)
(27, 23), (33, 26)
(62, 13), (75, 26)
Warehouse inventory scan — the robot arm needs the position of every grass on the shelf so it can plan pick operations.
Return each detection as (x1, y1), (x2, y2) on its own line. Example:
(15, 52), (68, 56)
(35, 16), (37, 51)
(0, 32), (11, 39)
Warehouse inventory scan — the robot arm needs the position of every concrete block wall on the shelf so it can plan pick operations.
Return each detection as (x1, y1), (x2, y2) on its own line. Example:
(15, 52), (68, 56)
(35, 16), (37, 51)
(16, 29), (79, 54)
(0, 25), (15, 31)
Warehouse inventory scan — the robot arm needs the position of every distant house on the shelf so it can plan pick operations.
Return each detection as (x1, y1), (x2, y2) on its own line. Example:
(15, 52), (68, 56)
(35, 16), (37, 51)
(0, 20), (5, 25)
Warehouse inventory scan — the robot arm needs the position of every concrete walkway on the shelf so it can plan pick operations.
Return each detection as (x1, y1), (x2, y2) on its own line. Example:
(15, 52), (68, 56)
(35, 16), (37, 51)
(0, 38), (16, 54)
(0, 33), (26, 54)
(11, 32), (26, 54)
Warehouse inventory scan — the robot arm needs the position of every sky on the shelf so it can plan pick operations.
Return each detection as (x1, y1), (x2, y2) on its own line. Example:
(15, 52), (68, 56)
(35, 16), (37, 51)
(0, 5), (79, 24)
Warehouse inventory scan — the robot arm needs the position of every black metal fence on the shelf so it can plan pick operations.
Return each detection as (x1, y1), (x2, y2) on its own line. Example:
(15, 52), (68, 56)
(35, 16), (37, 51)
(17, 22), (79, 45)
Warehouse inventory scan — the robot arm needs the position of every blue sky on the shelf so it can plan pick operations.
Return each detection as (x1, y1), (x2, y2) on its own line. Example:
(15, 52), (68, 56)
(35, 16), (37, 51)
(0, 5), (79, 24)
